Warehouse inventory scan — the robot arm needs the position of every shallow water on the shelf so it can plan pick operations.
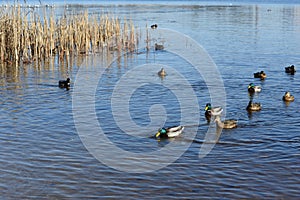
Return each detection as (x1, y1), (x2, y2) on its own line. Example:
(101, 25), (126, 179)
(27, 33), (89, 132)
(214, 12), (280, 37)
(1, 1), (300, 199)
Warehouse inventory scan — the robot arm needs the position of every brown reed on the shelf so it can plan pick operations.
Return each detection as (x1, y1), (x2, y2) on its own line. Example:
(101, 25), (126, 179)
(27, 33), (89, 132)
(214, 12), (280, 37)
(0, 4), (137, 65)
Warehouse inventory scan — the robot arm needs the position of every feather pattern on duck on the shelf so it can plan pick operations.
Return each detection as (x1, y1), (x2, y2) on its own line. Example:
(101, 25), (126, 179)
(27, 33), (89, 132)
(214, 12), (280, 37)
(214, 115), (237, 129)
(246, 100), (261, 111)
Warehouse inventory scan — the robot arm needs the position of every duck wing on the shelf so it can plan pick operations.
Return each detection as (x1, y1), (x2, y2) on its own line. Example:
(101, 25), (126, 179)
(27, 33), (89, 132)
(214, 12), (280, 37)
(166, 126), (184, 137)
(210, 107), (223, 116)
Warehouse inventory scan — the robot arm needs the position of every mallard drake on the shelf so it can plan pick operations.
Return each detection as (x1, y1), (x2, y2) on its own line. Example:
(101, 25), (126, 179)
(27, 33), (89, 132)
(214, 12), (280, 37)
(155, 126), (184, 138)
(205, 103), (223, 121)
(158, 68), (167, 76)
(285, 65), (296, 74)
(248, 83), (262, 93)
(214, 115), (237, 129)
(59, 78), (70, 89)
(282, 91), (294, 102)
(253, 71), (267, 79)
(155, 43), (164, 51)
(246, 100), (261, 111)
(151, 24), (158, 29)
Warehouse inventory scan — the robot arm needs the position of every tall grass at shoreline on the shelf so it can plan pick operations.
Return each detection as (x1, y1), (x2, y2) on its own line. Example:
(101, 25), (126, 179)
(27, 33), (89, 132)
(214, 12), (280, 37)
(0, 4), (137, 65)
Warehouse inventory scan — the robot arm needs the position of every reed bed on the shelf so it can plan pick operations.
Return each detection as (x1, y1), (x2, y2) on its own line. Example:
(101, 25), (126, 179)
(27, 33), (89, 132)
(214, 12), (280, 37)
(0, 4), (137, 65)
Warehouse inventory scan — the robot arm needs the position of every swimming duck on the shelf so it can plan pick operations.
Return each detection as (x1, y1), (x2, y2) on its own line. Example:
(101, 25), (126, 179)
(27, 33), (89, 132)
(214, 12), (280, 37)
(158, 68), (167, 76)
(248, 83), (262, 93)
(205, 103), (223, 121)
(155, 126), (184, 138)
(285, 65), (296, 74)
(151, 24), (158, 29)
(155, 43), (164, 51)
(253, 71), (267, 79)
(282, 91), (294, 102)
(59, 78), (70, 89)
(214, 115), (237, 129)
(246, 100), (261, 111)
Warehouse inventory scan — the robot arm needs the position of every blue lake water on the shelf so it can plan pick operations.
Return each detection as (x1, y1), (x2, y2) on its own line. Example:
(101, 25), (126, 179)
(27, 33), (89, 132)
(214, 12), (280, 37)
(0, 1), (300, 199)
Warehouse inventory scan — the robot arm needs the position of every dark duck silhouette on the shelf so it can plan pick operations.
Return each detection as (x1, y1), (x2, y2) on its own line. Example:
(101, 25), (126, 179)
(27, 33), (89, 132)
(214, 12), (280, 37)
(59, 78), (70, 90)
(155, 43), (164, 51)
(253, 71), (266, 79)
(285, 65), (296, 75)
(151, 24), (158, 29)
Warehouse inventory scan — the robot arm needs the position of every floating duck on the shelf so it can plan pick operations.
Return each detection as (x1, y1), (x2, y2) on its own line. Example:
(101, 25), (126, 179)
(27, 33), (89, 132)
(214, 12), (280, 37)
(205, 103), (223, 121)
(248, 83), (262, 93)
(157, 68), (167, 76)
(285, 65), (296, 74)
(214, 115), (237, 129)
(246, 100), (261, 111)
(254, 71), (267, 79)
(155, 43), (164, 51)
(151, 24), (158, 29)
(282, 91), (294, 102)
(58, 78), (70, 89)
(155, 126), (184, 138)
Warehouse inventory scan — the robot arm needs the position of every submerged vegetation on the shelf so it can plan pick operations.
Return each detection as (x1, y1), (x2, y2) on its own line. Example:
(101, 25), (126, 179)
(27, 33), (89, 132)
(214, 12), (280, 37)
(0, 4), (137, 65)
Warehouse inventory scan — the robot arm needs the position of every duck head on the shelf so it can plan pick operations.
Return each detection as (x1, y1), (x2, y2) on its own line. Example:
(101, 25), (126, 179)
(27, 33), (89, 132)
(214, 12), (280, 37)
(248, 83), (255, 89)
(205, 103), (211, 111)
(155, 128), (167, 138)
(285, 91), (291, 97)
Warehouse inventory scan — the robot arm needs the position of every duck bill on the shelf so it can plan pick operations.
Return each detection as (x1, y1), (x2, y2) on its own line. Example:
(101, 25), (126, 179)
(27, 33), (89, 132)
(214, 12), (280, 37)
(204, 106), (208, 111)
(155, 132), (160, 138)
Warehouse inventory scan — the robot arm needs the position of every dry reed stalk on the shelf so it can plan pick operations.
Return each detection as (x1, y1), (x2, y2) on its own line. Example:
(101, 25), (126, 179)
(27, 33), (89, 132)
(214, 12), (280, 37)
(0, 4), (139, 66)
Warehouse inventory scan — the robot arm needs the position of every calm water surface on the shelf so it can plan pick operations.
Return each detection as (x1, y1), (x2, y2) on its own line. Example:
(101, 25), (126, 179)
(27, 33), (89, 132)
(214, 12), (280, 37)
(0, 1), (300, 199)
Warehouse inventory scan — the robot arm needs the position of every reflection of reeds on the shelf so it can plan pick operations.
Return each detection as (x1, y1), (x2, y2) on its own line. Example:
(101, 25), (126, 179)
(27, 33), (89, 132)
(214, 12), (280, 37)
(0, 4), (137, 65)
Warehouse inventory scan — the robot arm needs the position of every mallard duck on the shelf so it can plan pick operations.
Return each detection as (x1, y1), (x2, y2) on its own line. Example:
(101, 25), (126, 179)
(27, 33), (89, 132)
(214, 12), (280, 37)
(157, 68), (167, 76)
(248, 83), (262, 93)
(246, 100), (261, 111)
(253, 71), (267, 79)
(59, 78), (70, 89)
(155, 43), (164, 51)
(214, 115), (237, 129)
(155, 126), (184, 138)
(282, 91), (294, 102)
(151, 24), (158, 29)
(205, 103), (223, 121)
(285, 65), (296, 74)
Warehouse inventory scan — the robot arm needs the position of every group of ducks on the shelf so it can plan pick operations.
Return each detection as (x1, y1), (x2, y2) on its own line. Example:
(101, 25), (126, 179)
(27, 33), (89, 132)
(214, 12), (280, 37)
(155, 64), (297, 139)
(58, 65), (296, 139)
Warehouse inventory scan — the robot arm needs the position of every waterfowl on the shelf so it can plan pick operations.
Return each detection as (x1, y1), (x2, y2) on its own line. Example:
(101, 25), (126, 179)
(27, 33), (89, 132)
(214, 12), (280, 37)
(246, 100), (261, 111)
(155, 43), (164, 51)
(58, 78), (70, 89)
(214, 115), (237, 129)
(253, 71), (267, 79)
(158, 68), (167, 76)
(151, 24), (158, 29)
(248, 83), (261, 93)
(205, 103), (223, 121)
(155, 126), (184, 138)
(282, 91), (294, 102)
(285, 65), (296, 74)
